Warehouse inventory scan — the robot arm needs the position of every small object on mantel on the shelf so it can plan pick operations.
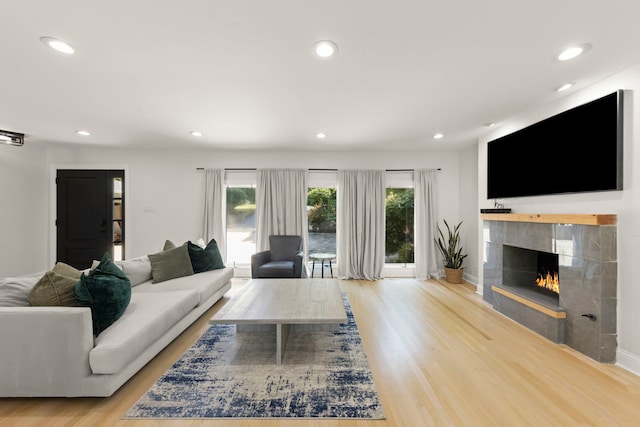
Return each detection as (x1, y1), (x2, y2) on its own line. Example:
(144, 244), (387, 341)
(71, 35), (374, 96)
(480, 208), (512, 214)
(480, 213), (617, 226)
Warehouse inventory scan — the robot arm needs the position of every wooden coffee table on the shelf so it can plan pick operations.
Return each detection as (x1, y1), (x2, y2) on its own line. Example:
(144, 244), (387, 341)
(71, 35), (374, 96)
(209, 278), (347, 364)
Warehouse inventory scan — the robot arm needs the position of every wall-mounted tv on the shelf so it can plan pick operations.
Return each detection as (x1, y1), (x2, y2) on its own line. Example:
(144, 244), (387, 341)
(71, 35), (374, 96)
(487, 90), (623, 199)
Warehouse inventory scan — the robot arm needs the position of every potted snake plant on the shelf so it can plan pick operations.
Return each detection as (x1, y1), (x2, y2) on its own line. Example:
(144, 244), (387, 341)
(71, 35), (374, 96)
(435, 219), (468, 284)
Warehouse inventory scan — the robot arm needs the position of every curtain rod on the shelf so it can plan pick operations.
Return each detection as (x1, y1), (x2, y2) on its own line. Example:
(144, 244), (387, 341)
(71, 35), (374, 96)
(197, 167), (442, 171)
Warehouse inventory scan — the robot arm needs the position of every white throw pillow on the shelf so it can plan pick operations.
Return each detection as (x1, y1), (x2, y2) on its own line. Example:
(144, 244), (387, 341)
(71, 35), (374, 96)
(115, 256), (153, 287)
(0, 277), (40, 306)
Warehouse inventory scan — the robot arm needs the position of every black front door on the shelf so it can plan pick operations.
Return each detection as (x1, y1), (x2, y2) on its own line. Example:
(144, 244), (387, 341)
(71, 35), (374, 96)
(56, 169), (123, 269)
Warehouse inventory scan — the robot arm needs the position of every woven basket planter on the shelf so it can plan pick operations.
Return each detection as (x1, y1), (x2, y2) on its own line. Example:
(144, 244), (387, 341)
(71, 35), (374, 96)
(444, 267), (464, 284)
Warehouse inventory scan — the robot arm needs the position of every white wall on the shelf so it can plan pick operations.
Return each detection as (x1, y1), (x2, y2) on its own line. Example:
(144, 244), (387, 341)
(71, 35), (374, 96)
(459, 145), (479, 283)
(0, 142), (49, 276)
(477, 62), (640, 375)
(39, 147), (463, 267)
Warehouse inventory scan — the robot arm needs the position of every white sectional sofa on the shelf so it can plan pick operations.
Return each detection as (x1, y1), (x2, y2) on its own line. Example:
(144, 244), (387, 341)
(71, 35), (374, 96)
(0, 262), (233, 397)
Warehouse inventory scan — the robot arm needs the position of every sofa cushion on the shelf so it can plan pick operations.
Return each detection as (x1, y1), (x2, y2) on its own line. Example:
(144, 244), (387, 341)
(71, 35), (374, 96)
(75, 253), (132, 336)
(0, 277), (40, 307)
(89, 290), (199, 374)
(115, 256), (152, 287)
(187, 239), (225, 273)
(133, 267), (234, 305)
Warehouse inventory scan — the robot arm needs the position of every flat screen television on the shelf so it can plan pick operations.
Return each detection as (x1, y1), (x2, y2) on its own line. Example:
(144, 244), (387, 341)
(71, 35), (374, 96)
(487, 90), (623, 199)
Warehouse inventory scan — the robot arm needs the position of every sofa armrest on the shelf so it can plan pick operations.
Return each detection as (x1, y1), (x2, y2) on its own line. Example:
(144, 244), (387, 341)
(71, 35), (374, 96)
(0, 307), (95, 397)
(251, 250), (272, 278)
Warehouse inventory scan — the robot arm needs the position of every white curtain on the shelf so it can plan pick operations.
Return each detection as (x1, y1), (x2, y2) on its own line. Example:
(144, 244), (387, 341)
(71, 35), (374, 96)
(255, 169), (308, 253)
(414, 169), (439, 279)
(337, 170), (385, 280)
(202, 169), (227, 262)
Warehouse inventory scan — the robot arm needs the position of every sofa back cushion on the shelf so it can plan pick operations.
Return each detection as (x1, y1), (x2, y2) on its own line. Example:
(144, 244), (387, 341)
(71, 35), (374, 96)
(0, 277), (40, 307)
(115, 256), (152, 286)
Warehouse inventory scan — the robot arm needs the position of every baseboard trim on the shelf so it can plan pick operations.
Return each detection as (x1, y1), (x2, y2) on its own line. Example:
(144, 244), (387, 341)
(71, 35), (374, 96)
(616, 348), (640, 376)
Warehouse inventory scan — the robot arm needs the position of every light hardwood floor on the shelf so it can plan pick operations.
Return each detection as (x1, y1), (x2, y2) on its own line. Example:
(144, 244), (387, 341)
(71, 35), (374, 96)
(2, 278), (640, 427)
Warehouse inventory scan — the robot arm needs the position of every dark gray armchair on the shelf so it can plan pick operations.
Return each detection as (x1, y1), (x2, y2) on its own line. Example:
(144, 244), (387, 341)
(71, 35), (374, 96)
(251, 235), (305, 278)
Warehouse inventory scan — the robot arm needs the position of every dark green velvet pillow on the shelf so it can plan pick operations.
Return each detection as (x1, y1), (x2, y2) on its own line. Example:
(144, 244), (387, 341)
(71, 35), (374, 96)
(187, 239), (225, 273)
(74, 253), (131, 336)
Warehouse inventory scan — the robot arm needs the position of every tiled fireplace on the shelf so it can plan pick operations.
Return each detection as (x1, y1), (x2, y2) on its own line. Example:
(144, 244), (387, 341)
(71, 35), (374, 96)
(482, 214), (617, 363)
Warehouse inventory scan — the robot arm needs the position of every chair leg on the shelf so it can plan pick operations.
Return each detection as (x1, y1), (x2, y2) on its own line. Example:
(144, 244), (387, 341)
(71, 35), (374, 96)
(311, 260), (316, 278)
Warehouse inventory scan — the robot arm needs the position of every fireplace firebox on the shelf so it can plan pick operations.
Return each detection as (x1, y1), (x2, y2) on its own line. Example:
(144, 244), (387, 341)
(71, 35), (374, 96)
(502, 245), (560, 306)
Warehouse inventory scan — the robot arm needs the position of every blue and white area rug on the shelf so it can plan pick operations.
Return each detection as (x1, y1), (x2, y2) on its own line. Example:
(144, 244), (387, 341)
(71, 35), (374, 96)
(124, 293), (384, 419)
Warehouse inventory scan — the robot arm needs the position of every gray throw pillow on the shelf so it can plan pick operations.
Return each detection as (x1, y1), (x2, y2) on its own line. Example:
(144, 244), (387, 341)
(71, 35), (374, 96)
(148, 244), (194, 283)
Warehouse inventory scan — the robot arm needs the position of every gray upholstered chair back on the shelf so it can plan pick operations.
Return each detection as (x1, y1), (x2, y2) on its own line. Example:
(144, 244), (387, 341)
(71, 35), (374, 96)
(269, 235), (303, 261)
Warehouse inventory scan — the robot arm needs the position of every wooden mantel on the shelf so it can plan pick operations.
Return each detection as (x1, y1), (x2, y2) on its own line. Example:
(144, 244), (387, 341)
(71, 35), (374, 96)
(480, 213), (616, 226)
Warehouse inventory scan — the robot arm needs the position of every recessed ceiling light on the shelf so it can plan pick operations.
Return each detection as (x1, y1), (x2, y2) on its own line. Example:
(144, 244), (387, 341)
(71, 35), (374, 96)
(312, 40), (338, 58)
(557, 43), (591, 61)
(76, 130), (91, 136)
(433, 133), (444, 140)
(190, 131), (203, 137)
(40, 36), (75, 54)
(316, 132), (327, 139)
(555, 82), (575, 92)
(484, 122), (497, 128)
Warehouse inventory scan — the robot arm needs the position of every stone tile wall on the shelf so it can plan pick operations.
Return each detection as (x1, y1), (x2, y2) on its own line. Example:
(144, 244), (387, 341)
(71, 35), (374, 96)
(482, 220), (617, 362)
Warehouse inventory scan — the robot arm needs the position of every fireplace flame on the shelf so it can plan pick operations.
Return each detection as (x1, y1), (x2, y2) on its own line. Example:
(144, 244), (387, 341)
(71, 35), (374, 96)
(536, 271), (560, 294)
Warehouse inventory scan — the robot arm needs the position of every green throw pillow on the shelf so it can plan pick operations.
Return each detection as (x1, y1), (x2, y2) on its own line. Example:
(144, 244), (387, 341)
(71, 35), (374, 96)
(28, 271), (79, 306)
(74, 253), (131, 336)
(187, 239), (225, 273)
(163, 240), (176, 250)
(52, 262), (82, 280)
(148, 244), (194, 283)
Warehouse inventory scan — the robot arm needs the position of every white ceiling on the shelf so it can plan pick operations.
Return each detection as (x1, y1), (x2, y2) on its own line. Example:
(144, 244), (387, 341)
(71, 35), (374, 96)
(3, 0), (640, 152)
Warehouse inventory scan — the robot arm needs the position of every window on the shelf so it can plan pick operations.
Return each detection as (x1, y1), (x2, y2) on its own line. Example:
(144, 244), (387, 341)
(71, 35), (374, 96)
(385, 188), (414, 264)
(226, 186), (256, 266)
(307, 187), (336, 255)
(112, 176), (123, 261)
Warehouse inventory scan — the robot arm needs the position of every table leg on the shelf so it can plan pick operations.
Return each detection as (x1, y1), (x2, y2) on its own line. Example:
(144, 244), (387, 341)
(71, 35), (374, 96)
(321, 260), (325, 278)
(276, 323), (290, 365)
(311, 260), (316, 278)
(329, 260), (333, 278)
